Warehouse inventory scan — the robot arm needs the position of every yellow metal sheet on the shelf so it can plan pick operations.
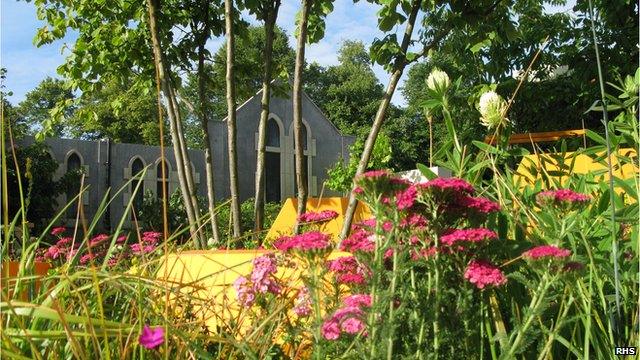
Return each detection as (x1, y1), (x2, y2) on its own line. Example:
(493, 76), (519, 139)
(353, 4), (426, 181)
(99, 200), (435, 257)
(265, 197), (372, 243)
(515, 149), (638, 190)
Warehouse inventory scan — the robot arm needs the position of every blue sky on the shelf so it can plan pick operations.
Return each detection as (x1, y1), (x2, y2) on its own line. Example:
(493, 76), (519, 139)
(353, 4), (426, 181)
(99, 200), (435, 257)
(1, 0), (403, 106)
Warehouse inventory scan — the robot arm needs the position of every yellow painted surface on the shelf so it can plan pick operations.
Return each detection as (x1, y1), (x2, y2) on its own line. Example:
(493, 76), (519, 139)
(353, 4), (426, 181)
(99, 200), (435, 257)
(265, 197), (372, 243)
(515, 149), (638, 190)
(156, 249), (351, 334)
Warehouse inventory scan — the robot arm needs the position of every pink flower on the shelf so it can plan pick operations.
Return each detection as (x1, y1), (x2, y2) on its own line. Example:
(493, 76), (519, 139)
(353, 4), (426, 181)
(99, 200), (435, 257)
(79, 253), (97, 265)
(298, 210), (339, 223)
(400, 214), (428, 229)
(139, 325), (164, 349)
(56, 237), (72, 247)
(130, 243), (156, 255)
(89, 234), (110, 247)
(51, 227), (66, 236)
(293, 287), (312, 317)
(327, 257), (369, 285)
(536, 189), (590, 207)
(396, 185), (418, 210)
(248, 255), (281, 295)
(440, 228), (497, 246)
(522, 245), (571, 260)
(340, 229), (375, 253)
(419, 177), (475, 195)
(45, 246), (61, 260)
(361, 170), (390, 178)
(341, 317), (366, 334)
(457, 196), (500, 214)
(464, 260), (507, 289)
(343, 294), (372, 308)
(234, 276), (256, 307)
(116, 235), (127, 243)
(142, 231), (162, 244)
(321, 320), (341, 340)
(274, 231), (331, 253)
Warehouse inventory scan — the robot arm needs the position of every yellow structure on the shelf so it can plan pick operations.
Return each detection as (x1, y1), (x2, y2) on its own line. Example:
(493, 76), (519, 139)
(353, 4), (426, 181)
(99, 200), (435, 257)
(157, 249), (351, 333)
(264, 197), (371, 243)
(515, 149), (638, 190)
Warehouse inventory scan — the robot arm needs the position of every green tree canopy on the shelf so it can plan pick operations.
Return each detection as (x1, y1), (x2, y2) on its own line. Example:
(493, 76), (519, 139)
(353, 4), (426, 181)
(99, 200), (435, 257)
(67, 79), (166, 145)
(16, 77), (75, 137)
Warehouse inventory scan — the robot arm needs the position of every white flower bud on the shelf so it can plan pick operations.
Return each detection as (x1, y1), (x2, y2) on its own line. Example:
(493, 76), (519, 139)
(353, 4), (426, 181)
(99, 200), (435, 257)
(478, 91), (509, 129)
(426, 68), (450, 95)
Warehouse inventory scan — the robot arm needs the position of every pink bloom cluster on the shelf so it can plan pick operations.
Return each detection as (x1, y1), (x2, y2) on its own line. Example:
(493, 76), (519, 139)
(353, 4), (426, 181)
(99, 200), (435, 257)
(274, 231), (331, 253)
(522, 245), (571, 260)
(457, 196), (500, 214)
(130, 232), (162, 255)
(327, 256), (370, 285)
(322, 294), (371, 340)
(440, 228), (497, 246)
(396, 184), (418, 210)
(234, 255), (281, 307)
(340, 229), (375, 253)
(418, 177), (475, 195)
(293, 287), (312, 317)
(536, 189), (590, 207)
(298, 210), (339, 223)
(464, 260), (507, 289)
(50, 226), (66, 236)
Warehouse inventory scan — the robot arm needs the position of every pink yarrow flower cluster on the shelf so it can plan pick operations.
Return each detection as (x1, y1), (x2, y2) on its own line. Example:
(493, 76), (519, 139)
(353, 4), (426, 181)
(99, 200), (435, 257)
(298, 210), (339, 223)
(440, 228), (497, 247)
(234, 255), (281, 307)
(457, 196), (500, 214)
(274, 231), (331, 253)
(130, 232), (162, 255)
(327, 256), (370, 285)
(536, 189), (590, 207)
(340, 229), (375, 253)
(51, 226), (66, 236)
(464, 260), (507, 289)
(419, 177), (475, 195)
(293, 287), (312, 317)
(522, 245), (571, 260)
(322, 294), (371, 340)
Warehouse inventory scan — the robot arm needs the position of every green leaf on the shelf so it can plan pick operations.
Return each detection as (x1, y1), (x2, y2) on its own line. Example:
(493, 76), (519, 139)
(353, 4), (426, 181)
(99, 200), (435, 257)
(416, 163), (437, 180)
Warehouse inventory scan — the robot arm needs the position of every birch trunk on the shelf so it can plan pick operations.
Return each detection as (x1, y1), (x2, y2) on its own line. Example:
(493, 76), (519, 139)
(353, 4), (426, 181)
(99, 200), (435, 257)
(292, 0), (312, 233)
(198, 32), (222, 245)
(339, 0), (422, 241)
(254, 0), (280, 235)
(225, 0), (242, 238)
(146, 0), (205, 247)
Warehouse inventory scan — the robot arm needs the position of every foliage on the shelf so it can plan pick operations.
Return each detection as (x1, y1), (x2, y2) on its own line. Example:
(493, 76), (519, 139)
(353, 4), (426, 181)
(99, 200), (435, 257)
(181, 24), (294, 147)
(325, 132), (392, 193)
(14, 77), (75, 137)
(6, 142), (79, 232)
(67, 79), (167, 145)
(303, 41), (385, 136)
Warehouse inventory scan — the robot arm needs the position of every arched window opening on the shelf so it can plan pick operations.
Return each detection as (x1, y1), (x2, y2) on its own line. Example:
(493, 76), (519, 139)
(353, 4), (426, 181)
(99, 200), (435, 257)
(266, 118), (280, 147)
(265, 117), (281, 202)
(66, 152), (82, 218)
(131, 158), (145, 216)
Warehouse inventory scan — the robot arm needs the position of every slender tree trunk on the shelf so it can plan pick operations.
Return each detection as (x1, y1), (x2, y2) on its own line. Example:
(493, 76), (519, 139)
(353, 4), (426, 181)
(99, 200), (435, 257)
(293, 0), (312, 233)
(339, 0), (422, 241)
(146, 0), (205, 247)
(225, 0), (242, 238)
(198, 27), (222, 245)
(254, 0), (281, 235)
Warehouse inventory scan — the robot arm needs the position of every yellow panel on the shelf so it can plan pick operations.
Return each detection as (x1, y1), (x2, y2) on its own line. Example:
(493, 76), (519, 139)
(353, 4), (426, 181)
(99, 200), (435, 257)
(514, 149), (638, 195)
(265, 197), (372, 243)
(156, 250), (352, 336)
